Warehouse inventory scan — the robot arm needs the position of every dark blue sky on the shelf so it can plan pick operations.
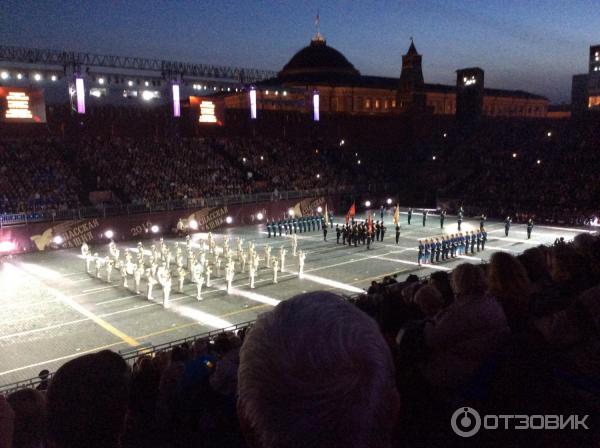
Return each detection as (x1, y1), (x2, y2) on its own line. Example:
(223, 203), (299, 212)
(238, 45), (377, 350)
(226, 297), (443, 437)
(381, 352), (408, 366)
(1, 0), (598, 103)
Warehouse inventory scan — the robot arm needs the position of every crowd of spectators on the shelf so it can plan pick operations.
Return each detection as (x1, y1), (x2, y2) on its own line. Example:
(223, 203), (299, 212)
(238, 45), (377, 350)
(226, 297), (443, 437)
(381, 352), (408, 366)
(0, 139), (81, 214)
(435, 120), (600, 225)
(2, 118), (600, 227)
(0, 136), (370, 216)
(1, 232), (599, 447)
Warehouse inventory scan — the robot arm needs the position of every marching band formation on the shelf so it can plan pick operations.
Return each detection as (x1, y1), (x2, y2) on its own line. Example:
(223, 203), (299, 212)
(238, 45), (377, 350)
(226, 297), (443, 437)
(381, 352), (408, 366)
(77, 206), (536, 309)
(79, 232), (307, 309)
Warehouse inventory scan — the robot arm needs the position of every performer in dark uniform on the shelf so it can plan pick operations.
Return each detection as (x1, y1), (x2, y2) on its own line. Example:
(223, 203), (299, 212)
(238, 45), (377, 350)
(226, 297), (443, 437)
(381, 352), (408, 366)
(336, 224), (341, 244)
(481, 228), (487, 250)
(504, 216), (511, 237)
(323, 225), (328, 241)
(440, 209), (446, 228)
(464, 232), (470, 255)
(527, 219), (534, 239)
(418, 240), (424, 266)
(342, 225), (347, 245)
(435, 238), (441, 263)
(476, 230), (482, 252)
(479, 214), (486, 231)
(457, 211), (463, 231)
(353, 226), (358, 247)
(380, 224), (386, 242)
(278, 220), (283, 237)
(430, 240), (435, 264)
(267, 221), (272, 238)
(375, 221), (381, 242)
(470, 231), (476, 254)
(441, 237), (447, 261)
(408, 208), (413, 225)
(422, 210), (427, 227)
(366, 230), (371, 250)
(395, 224), (400, 245)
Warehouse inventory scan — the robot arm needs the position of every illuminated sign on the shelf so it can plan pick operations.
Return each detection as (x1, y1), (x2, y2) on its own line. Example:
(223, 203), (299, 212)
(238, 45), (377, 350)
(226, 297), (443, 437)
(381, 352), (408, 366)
(199, 100), (217, 123)
(5, 91), (33, 119)
(463, 76), (477, 86)
(589, 96), (600, 109)
(189, 96), (224, 126)
(0, 87), (46, 123)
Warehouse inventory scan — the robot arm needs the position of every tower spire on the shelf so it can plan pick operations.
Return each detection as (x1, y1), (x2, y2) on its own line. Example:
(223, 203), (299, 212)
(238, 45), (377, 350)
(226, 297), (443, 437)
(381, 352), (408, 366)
(313, 10), (325, 42)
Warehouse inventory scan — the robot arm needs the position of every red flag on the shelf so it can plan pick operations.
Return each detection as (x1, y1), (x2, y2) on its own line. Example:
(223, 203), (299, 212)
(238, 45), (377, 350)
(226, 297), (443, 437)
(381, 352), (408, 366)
(345, 202), (356, 224)
(367, 211), (373, 234)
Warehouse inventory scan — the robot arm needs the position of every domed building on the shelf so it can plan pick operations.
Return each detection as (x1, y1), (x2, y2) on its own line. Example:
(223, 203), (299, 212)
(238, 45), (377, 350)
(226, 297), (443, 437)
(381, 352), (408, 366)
(222, 34), (548, 119)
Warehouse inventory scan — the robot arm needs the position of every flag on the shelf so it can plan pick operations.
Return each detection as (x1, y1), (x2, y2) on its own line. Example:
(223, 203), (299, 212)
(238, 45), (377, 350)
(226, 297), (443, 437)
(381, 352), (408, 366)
(367, 211), (373, 234)
(345, 202), (356, 224)
(393, 205), (399, 225)
(324, 204), (329, 226)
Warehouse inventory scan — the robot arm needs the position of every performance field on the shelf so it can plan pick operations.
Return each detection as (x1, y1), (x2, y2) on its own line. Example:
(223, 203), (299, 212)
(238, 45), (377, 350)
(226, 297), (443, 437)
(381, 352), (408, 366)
(0, 212), (590, 386)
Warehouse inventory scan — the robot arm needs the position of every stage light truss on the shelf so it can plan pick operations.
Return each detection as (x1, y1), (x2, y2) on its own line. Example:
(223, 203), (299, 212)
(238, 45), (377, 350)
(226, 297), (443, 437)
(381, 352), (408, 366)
(0, 45), (277, 83)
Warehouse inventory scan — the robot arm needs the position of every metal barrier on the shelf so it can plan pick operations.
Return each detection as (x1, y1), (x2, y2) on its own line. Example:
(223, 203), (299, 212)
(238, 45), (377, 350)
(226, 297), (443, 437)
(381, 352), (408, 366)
(0, 320), (255, 395)
(0, 183), (395, 227)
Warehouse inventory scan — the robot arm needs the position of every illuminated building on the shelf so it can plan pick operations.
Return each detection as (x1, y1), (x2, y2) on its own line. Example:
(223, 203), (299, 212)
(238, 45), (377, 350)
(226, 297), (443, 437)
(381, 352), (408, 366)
(223, 35), (548, 119)
(571, 44), (600, 115)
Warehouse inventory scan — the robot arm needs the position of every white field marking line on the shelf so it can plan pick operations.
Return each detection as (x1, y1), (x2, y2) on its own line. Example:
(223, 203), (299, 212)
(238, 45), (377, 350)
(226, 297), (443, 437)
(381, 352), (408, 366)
(373, 256), (452, 271)
(457, 254), (484, 262)
(82, 285), (114, 293)
(284, 270), (364, 293)
(0, 301), (151, 341)
(210, 284), (281, 307)
(487, 236), (543, 245)
(0, 314), (44, 326)
(485, 245), (519, 253)
(2, 242), (443, 338)
(0, 271), (293, 341)
(1, 264), (139, 346)
(0, 340), (125, 377)
(70, 277), (96, 283)
(0, 298), (62, 311)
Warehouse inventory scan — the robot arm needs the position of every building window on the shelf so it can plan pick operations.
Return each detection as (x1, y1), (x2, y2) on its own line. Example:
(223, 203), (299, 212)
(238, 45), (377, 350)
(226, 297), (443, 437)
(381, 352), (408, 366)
(384, 99), (389, 109)
(365, 98), (371, 109)
(375, 99), (381, 109)
(589, 96), (600, 108)
(392, 99), (397, 108)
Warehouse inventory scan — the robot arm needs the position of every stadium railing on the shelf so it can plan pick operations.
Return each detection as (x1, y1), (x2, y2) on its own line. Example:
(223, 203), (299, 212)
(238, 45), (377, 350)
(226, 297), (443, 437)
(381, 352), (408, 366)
(0, 183), (395, 227)
(0, 320), (255, 395)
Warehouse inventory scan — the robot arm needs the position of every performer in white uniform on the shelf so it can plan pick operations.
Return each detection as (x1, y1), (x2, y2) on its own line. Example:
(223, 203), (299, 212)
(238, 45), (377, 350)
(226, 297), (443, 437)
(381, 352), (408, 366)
(292, 234), (298, 256)
(264, 245), (271, 268)
(158, 268), (172, 309)
(272, 259), (279, 284)
(195, 274), (205, 301)
(94, 254), (102, 278)
(133, 261), (143, 294)
(279, 247), (287, 272)
(205, 265), (212, 287)
(120, 264), (128, 288)
(177, 266), (186, 293)
(105, 257), (114, 282)
(225, 261), (235, 294)
(298, 250), (306, 279)
(146, 267), (157, 300)
(85, 253), (94, 274)
(81, 242), (89, 258)
(249, 264), (256, 289)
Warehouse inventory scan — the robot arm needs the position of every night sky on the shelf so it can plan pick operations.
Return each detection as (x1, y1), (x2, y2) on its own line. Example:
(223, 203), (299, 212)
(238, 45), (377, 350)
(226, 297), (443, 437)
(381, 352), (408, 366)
(1, 0), (598, 103)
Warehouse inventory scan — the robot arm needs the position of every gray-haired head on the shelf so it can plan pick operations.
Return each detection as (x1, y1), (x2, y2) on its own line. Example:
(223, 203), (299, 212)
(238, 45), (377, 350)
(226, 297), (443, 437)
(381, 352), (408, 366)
(238, 291), (399, 448)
